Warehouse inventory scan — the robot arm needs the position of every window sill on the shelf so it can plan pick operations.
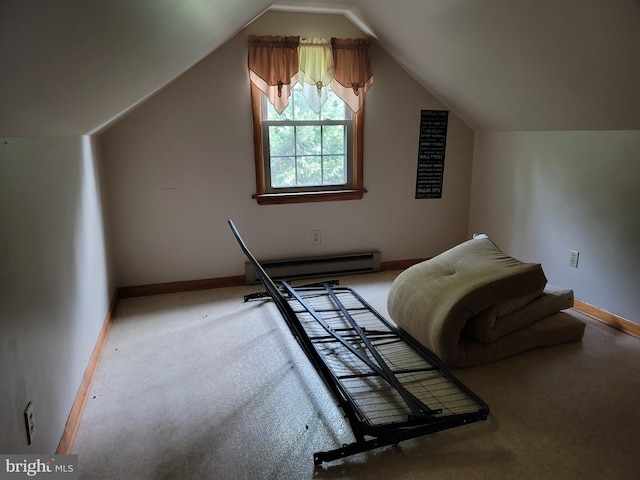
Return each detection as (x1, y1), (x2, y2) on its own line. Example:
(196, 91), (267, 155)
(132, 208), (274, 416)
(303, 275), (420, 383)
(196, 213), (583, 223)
(253, 189), (367, 205)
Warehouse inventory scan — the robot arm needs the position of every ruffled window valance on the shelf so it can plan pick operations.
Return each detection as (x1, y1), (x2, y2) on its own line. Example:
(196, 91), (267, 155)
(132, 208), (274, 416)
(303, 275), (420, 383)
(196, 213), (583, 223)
(330, 38), (374, 113)
(298, 37), (334, 113)
(248, 35), (373, 114)
(248, 35), (300, 114)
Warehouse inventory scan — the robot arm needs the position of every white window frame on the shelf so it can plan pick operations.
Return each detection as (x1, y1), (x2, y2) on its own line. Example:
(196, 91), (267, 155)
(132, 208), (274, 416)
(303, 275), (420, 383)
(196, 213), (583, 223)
(261, 85), (354, 193)
(250, 83), (366, 205)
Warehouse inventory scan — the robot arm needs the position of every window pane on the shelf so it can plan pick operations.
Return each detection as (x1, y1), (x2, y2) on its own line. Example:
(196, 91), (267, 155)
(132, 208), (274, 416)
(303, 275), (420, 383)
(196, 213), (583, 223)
(321, 89), (348, 120)
(296, 126), (321, 155)
(293, 88), (319, 121)
(297, 156), (322, 185)
(268, 125), (294, 156)
(322, 125), (345, 155)
(270, 156), (296, 188)
(323, 155), (346, 184)
(266, 98), (292, 120)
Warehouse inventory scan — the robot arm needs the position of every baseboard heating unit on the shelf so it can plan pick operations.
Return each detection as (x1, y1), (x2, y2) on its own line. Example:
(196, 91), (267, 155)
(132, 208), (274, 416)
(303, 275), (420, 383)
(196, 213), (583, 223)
(245, 251), (381, 284)
(228, 220), (489, 466)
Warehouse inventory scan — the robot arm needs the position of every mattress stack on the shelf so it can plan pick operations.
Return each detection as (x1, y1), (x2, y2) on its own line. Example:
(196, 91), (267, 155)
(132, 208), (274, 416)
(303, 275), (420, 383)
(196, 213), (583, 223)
(387, 236), (586, 368)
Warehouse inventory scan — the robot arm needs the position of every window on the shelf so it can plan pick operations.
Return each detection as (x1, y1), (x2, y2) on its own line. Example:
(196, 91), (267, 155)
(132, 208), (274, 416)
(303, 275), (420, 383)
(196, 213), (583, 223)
(248, 36), (371, 205)
(251, 83), (365, 205)
(264, 83), (352, 190)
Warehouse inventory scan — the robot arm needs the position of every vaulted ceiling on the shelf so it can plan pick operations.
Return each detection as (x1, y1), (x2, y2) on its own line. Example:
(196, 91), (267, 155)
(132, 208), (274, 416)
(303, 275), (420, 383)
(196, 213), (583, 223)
(1, 0), (638, 136)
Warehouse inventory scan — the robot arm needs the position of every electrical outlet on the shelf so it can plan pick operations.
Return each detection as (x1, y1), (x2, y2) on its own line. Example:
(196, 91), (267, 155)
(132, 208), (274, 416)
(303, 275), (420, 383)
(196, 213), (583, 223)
(24, 402), (35, 445)
(569, 250), (579, 268)
(311, 229), (321, 245)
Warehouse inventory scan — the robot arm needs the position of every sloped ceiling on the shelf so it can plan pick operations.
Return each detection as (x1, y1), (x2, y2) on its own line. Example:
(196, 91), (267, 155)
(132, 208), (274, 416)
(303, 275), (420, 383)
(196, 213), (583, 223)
(356, 0), (640, 131)
(1, 0), (639, 136)
(0, 0), (274, 136)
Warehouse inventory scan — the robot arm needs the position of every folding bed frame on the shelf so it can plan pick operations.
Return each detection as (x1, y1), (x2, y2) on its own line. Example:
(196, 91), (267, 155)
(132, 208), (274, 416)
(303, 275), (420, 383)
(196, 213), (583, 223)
(228, 220), (489, 466)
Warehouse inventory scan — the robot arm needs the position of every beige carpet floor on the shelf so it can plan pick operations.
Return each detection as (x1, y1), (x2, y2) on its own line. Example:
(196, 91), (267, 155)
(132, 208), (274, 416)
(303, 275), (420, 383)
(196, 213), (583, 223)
(72, 271), (640, 479)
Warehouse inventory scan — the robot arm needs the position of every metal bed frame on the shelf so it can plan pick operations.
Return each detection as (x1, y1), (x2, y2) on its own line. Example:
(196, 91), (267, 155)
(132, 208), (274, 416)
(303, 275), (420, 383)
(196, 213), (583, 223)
(228, 220), (489, 466)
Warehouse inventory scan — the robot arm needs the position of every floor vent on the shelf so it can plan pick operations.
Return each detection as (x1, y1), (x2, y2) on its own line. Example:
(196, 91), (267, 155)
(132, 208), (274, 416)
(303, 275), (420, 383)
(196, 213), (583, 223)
(245, 251), (381, 284)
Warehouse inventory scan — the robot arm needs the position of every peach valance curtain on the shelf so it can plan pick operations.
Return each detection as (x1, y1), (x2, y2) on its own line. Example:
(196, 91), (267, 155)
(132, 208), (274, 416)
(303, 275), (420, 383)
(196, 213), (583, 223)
(330, 38), (373, 113)
(248, 35), (373, 114)
(248, 35), (300, 114)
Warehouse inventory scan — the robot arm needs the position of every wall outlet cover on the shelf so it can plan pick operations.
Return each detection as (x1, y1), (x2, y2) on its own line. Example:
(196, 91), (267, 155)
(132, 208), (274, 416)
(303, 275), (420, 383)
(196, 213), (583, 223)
(569, 250), (579, 268)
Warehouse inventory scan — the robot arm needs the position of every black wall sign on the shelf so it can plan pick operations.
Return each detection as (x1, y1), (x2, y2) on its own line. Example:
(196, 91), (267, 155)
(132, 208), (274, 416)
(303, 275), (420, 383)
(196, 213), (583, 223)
(415, 110), (448, 199)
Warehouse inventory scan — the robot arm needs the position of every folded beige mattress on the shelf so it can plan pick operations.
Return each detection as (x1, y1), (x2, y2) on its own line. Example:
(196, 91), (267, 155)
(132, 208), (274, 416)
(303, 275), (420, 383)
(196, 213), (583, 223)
(387, 236), (585, 368)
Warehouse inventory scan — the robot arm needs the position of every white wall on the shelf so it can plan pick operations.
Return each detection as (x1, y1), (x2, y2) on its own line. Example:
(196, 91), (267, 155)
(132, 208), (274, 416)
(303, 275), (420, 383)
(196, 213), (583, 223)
(101, 11), (475, 287)
(470, 130), (640, 323)
(0, 136), (114, 453)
